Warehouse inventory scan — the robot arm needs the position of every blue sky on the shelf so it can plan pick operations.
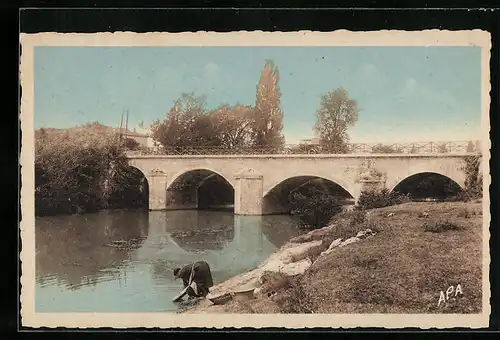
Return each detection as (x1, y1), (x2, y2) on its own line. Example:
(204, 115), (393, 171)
(34, 46), (482, 144)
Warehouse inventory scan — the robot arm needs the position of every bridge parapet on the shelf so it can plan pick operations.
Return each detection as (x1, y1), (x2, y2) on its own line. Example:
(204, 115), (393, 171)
(126, 152), (481, 159)
(128, 140), (481, 156)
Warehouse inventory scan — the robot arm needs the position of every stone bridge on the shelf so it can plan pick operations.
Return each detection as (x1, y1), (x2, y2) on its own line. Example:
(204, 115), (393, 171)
(127, 153), (480, 215)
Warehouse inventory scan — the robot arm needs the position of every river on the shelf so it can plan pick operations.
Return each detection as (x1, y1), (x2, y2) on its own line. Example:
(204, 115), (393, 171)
(35, 209), (304, 313)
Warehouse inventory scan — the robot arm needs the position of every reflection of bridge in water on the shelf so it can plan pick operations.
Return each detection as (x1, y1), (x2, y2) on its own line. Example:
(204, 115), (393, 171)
(35, 209), (150, 289)
(134, 210), (296, 280)
(35, 209), (299, 291)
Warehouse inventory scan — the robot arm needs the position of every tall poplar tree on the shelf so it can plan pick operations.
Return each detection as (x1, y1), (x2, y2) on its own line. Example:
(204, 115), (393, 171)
(253, 60), (285, 151)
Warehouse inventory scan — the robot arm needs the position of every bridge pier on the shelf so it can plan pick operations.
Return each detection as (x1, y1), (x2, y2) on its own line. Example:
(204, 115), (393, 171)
(234, 169), (264, 215)
(352, 179), (388, 206)
(147, 170), (168, 211)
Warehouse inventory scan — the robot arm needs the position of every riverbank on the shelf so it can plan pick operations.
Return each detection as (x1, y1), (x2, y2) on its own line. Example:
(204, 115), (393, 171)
(180, 201), (483, 314)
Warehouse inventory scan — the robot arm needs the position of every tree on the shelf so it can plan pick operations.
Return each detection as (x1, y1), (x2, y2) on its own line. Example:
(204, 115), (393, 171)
(210, 104), (255, 150)
(314, 87), (359, 153)
(437, 143), (448, 153)
(252, 60), (285, 152)
(462, 155), (482, 199)
(124, 137), (140, 150)
(466, 141), (475, 153)
(290, 192), (343, 229)
(474, 140), (481, 153)
(151, 93), (217, 152)
(35, 123), (146, 216)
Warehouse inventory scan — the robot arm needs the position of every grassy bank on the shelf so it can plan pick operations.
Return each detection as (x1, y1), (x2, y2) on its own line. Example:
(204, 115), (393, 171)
(195, 201), (483, 314)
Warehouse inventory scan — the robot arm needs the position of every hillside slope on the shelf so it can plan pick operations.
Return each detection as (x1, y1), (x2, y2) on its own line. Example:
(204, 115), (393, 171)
(182, 201), (484, 314)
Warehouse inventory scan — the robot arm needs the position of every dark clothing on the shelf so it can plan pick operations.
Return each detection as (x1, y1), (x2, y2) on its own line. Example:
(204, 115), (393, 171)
(175, 261), (213, 297)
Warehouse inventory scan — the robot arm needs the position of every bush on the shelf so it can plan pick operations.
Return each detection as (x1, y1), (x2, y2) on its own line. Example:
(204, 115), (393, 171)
(356, 188), (410, 210)
(349, 209), (367, 227)
(276, 277), (315, 314)
(424, 220), (461, 233)
(123, 137), (140, 150)
(259, 271), (294, 296)
(457, 207), (475, 219)
(459, 155), (482, 201)
(35, 124), (147, 216)
(290, 192), (343, 229)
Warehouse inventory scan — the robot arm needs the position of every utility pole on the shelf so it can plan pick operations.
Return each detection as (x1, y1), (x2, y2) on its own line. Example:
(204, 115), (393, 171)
(125, 109), (129, 136)
(119, 109), (124, 141)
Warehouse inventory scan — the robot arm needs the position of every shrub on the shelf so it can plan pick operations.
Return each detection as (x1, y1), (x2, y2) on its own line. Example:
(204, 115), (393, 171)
(123, 137), (140, 150)
(362, 218), (383, 234)
(290, 192), (343, 229)
(424, 220), (461, 233)
(457, 207), (476, 219)
(349, 210), (367, 227)
(356, 188), (410, 210)
(259, 271), (293, 296)
(460, 155), (482, 201)
(35, 124), (147, 216)
(276, 277), (315, 314)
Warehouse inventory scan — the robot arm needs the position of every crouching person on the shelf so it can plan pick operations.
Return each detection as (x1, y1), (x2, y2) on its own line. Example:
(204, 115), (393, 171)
(172, 261), (214, 302)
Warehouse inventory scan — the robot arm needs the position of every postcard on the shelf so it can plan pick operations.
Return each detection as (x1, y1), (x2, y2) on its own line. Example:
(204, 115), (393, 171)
(20, 30), (491, 329)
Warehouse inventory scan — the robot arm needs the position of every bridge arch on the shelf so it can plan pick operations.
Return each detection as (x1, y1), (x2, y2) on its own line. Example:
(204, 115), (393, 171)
(389, 171), (464, 199)
(263, 173), (355, 198)
(262, 175), (355, 215)
(168, 167), (235, 191)
(116, 165), (149, 208)
(166, 168), (235, 211)
(126, 164), (148, 180)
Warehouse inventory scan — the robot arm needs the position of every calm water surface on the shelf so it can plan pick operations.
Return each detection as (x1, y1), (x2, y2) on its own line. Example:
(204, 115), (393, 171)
(35, 209), (303, 312)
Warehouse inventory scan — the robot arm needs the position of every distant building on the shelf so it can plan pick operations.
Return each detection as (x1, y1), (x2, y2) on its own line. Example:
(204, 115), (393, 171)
(35, 123), (159, 150)
(298, 137), (320, 145)
(121, 128), (150, 147)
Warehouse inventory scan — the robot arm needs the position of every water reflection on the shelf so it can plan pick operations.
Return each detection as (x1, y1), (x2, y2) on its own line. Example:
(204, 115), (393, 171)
(167, 210), (235, 251)
(35, 209), (149, 290)
(35, 209), (302, 312)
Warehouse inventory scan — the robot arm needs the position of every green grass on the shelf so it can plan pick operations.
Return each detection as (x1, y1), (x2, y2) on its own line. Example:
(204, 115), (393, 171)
(193, 201), (483, 315)
(278, 202), (483, 314)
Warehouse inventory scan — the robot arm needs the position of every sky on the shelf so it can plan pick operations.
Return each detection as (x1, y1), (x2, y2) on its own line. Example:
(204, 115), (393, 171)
(34, 46), (482, 144)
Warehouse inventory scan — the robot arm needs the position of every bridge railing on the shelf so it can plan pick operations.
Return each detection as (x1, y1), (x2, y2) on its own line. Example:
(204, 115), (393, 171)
(129, 141), (481, 156)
